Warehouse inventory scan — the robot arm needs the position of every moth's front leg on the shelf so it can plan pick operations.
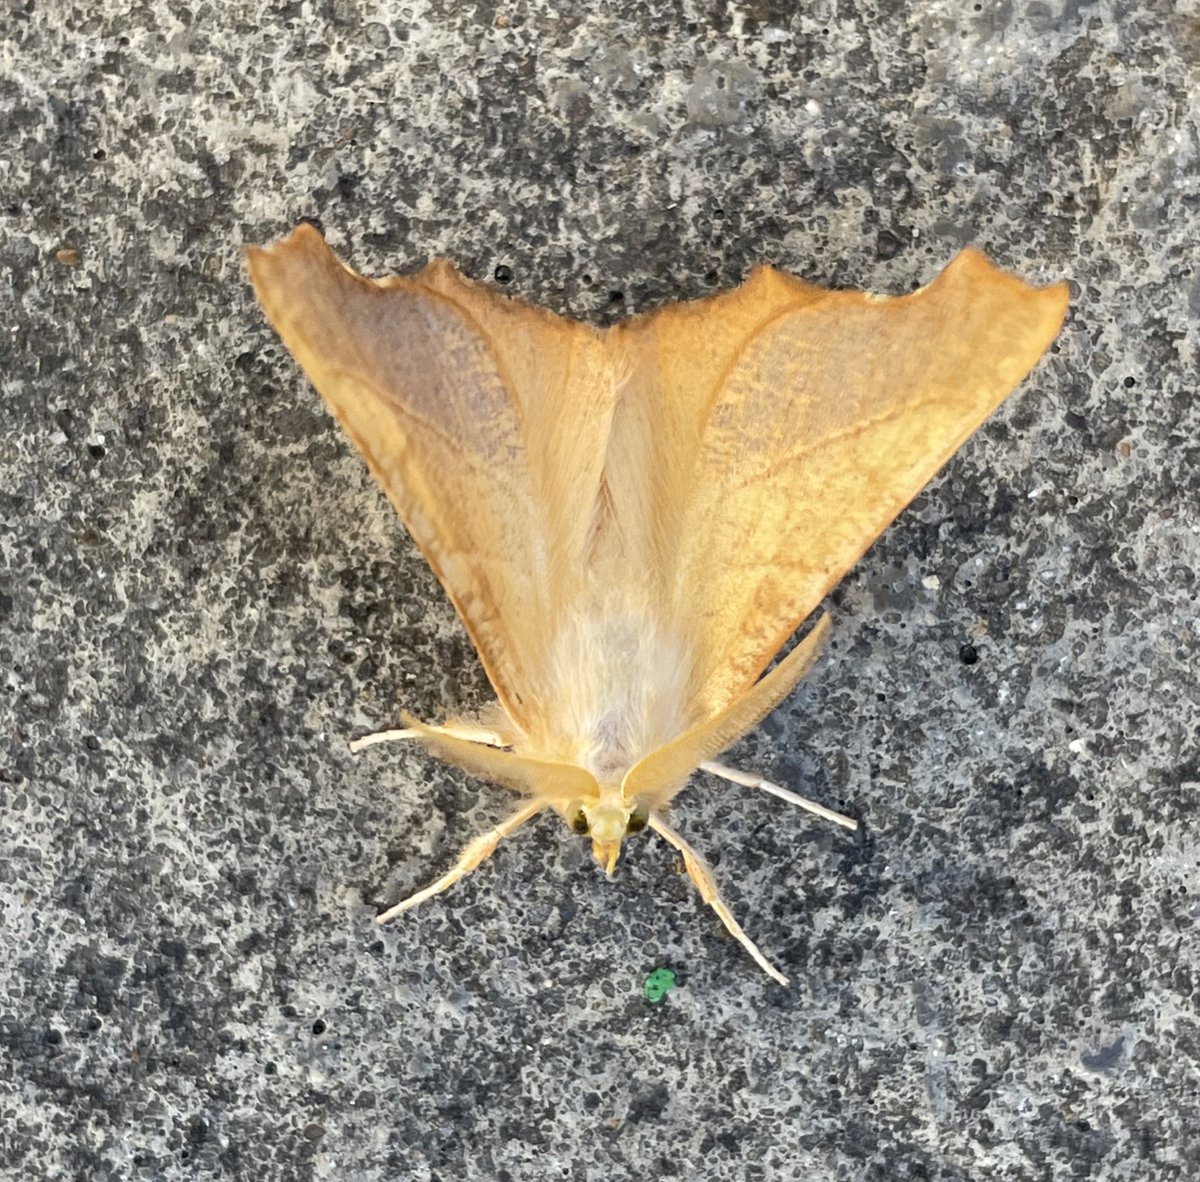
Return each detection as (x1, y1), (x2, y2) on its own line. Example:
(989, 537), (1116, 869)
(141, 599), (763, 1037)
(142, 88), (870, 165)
(376, 798), (545, 923)
(649, 815), (789, 986)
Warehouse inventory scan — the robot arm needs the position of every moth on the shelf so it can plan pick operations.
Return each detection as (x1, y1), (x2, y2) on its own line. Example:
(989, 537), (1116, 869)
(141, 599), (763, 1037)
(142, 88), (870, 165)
(247, 225), (1067, 984)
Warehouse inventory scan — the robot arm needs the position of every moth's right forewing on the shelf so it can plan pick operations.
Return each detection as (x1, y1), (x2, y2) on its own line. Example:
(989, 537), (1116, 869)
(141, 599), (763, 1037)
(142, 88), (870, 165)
(247, 228), (550, 728)
(412, 261), (623, 597)
(400, 714), (600, 802)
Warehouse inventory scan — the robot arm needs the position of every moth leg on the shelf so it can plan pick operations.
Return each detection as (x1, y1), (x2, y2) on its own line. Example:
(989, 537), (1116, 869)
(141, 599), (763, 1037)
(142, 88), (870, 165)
(700, 760), (858, 832)
(375, 798), (545, 924)
(648, 815), (789, 987)
(350, 722), (507, 754)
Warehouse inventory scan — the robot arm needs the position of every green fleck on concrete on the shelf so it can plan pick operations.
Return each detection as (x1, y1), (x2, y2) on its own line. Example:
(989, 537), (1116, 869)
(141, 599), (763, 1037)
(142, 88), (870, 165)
(644, 968), (677, 1003)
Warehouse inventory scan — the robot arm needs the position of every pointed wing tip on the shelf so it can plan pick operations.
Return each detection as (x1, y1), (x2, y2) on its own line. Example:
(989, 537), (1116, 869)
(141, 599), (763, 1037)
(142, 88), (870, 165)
(750, 250), (1069, 328)
(949, 246), (1071, 298)
(683, 261), (829, 322)
(941, 247), (1070, 342)
(744, 262), (778, 281)
(248, 228), (465, 295)
(245, 223), (342, 303)
(418, 256), (464, 282)
(404, 255), (479, 301)
(246, 221), (327, 261)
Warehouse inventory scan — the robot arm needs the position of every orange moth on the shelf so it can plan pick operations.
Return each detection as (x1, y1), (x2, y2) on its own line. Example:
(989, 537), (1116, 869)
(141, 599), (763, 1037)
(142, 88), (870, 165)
(247, 226), (1068, 984)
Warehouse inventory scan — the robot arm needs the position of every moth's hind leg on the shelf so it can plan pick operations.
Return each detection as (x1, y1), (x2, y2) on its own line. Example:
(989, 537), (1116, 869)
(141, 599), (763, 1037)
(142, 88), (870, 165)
(376, 798), (545, 924)
(700, 760), (858, 832)
(349, 721), (507, 754)
(649, 815), (789, 987)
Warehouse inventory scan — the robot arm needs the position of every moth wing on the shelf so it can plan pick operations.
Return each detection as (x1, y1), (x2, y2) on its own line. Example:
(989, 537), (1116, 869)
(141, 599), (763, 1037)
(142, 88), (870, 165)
(665, 249), (1069, 717)
(606, 266), (831, 589)
(623, 615), (831, 810)
(413, 257), (622, 600)
(400, 714), (600, 802)
(246, 227), (615, 731)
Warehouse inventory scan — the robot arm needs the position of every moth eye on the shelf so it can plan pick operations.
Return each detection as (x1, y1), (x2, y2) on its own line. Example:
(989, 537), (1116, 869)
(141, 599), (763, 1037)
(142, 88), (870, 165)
(625, 808), (649, 836)
(570, 810), (590, 836)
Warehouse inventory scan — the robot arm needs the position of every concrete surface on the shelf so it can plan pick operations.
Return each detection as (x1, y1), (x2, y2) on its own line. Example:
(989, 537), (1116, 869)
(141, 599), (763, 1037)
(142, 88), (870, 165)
(2, 1), (1197, 1179)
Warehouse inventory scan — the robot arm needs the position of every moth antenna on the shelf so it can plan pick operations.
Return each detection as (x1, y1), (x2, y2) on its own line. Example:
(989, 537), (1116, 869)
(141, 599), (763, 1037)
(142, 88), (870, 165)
(348, 727), (420, 753)
(648, 815), (788, 986)
(376, 798), (545, 924)
(349, 723), (508, 754)
(699, 760), (858, 831)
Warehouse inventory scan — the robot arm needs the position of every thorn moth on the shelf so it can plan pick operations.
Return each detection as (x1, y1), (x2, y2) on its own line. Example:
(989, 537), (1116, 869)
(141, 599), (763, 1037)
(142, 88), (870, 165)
(247, 226), (1068, 984)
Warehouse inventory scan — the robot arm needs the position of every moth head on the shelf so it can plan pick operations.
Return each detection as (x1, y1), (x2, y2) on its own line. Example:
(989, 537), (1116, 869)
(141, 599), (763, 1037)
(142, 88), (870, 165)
(564, 796), (650, 876)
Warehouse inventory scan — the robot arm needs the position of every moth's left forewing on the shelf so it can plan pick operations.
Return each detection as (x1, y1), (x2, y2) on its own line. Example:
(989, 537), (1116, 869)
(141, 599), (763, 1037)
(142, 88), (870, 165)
(661, 250), (1068, 719)
(607, 266), (832, 581)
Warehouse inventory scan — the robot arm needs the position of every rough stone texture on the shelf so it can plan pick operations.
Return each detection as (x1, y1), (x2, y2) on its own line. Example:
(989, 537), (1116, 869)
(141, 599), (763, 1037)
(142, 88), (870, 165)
(2, 1), (1197, 1179)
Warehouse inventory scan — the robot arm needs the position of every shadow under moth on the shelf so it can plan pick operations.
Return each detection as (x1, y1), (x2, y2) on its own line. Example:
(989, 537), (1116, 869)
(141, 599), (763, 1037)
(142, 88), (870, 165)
(247, 225), (1068, 984)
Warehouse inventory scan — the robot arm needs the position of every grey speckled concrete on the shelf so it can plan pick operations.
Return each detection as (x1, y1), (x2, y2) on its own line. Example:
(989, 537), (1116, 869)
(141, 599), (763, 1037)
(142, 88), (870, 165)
(2, 2), (1197, 1180)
